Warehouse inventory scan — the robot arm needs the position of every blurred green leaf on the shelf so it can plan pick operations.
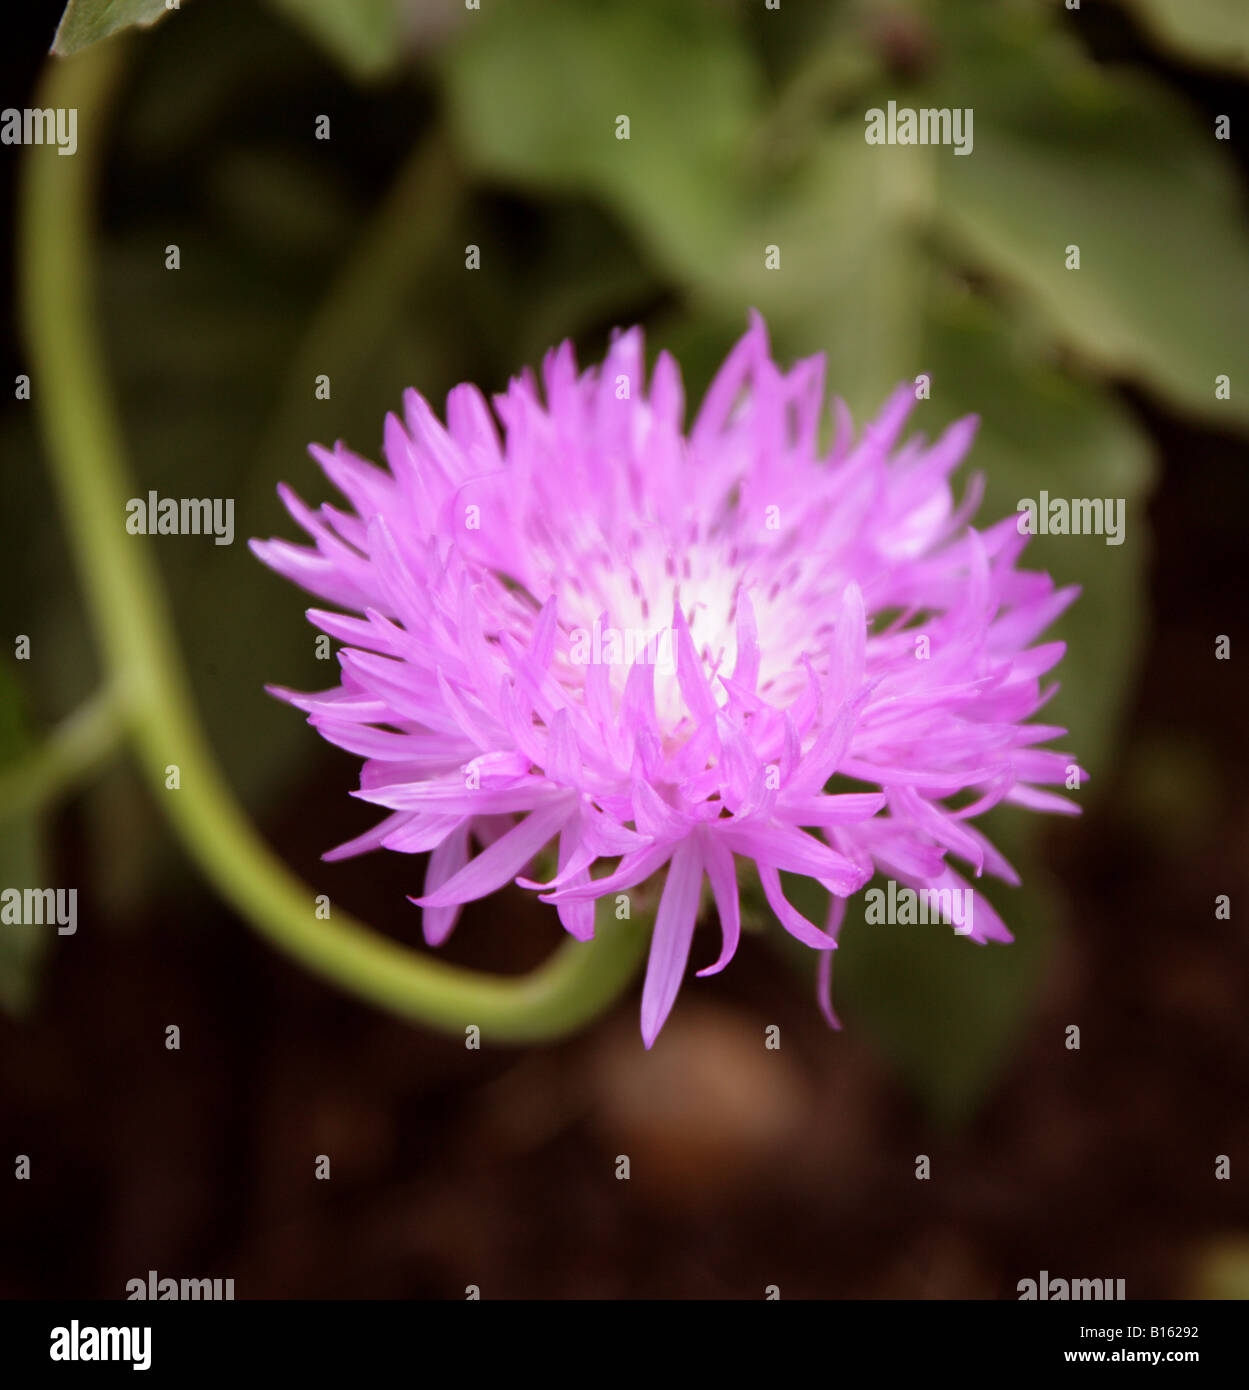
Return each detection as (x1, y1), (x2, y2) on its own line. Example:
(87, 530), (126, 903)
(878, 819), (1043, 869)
(53, 0), (172, 55)
(443, 0), (760, 282)
(1123, 0), (1249, 76)
(0, 665), (49, 1018)
(730, 128), (934, 421)
(922, 282), (1156, 777)
(265, 0), (403, 80)
(205, 150), (357, 261)
(608, 124), (931, 422)
(770, 833), (1061, 1128)
(833, 861), (1059, 1127)
(932, 11), (1249, 432)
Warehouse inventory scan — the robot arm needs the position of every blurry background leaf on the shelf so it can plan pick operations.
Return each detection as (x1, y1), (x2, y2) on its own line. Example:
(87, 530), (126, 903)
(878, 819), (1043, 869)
(772, 826), (1062, 1128)
(0, 663), (49, 1018)
(725, 130), (933, 421)
(53, 0), (173, 56)
(1122, 0), (1249, 76)
(442, 0), (761, 283)
(831, 853), (1060, 1127)
(922, 281), (1156, 777)
(931, 8), (1249, 431)
(264, 0), (403, 81)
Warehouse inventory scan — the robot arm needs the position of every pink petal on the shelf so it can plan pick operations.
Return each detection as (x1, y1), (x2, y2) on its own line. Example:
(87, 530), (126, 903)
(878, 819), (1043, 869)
(640, 838), (704, 1047)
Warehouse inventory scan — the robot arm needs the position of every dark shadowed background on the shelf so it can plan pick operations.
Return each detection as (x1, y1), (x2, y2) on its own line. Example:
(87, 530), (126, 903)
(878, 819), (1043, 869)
(1, 0), (1247, 1298)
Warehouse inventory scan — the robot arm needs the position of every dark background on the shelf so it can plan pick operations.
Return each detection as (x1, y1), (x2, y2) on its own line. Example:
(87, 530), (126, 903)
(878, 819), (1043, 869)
(1, 0), (1247, 1298)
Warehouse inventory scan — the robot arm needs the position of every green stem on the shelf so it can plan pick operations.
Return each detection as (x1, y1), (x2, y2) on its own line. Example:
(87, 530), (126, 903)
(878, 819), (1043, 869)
(0, 684), (127, 824)
(17, 39), (647, 1043)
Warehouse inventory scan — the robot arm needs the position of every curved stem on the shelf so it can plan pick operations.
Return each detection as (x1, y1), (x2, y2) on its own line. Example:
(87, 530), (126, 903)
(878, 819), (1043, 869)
(17, 40), (647, 1043)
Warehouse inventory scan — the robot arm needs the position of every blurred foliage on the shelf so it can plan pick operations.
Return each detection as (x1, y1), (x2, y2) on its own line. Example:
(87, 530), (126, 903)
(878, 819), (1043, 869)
(10, 0), (1248, 1112)
(52, 0), (172, 56)
(0, 664), (48, 1018)
(1122, 0), (1249, 77)
(933, 6), (1249, 431)
(266, 0), (404, 80)
(793, 849), (1061, 1130)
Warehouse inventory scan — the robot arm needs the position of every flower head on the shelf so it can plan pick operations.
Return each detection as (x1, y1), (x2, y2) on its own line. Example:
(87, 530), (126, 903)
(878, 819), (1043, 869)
(252, 316), (1082, 1046)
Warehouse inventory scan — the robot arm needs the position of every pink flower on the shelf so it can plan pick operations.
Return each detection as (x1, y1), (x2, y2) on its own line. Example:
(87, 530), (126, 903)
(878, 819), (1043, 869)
(252, 316), (1082, 1045)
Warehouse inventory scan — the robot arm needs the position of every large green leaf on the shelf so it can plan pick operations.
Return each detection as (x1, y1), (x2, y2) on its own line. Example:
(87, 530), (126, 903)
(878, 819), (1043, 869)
(832, 855), (1059, 1127)
(769, 811), (1061, 1129)
(1123, 0), (1249, 76)
(442, 0), (761, 284)
(264, 0), (403, 80)
(931, 10), (1249, 432)
(53, 0), (173, 55)
(714, 128), (933, 422)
